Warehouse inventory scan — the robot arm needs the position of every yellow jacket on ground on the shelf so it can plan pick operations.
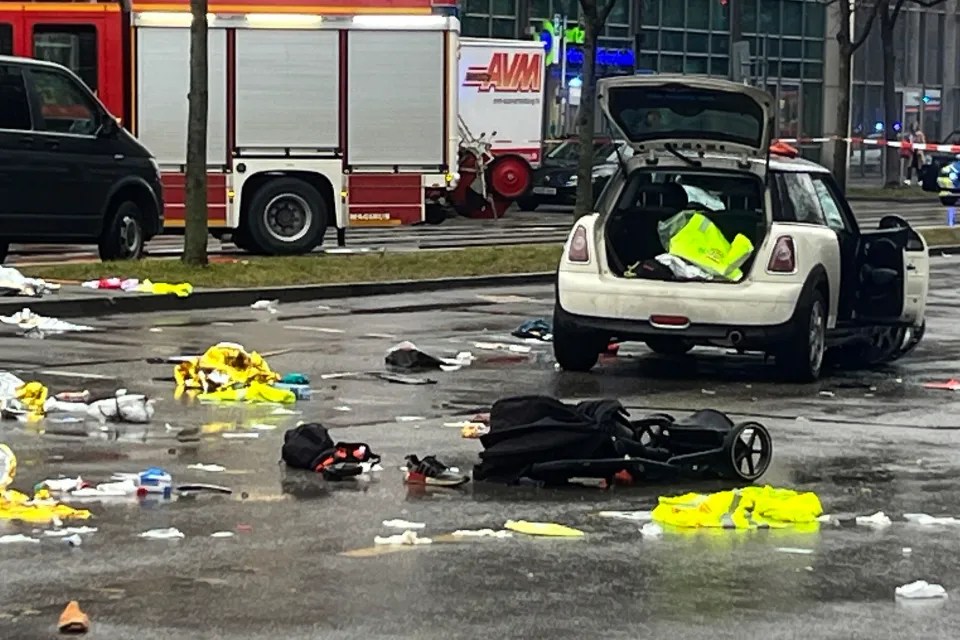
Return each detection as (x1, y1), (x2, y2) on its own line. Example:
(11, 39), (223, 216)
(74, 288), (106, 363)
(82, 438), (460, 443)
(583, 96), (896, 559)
(652, 486), (823, 529)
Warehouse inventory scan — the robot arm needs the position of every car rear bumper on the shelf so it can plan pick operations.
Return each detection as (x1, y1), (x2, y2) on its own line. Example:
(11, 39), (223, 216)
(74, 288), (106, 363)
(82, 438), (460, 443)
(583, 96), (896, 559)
(556, 269), (804, 346)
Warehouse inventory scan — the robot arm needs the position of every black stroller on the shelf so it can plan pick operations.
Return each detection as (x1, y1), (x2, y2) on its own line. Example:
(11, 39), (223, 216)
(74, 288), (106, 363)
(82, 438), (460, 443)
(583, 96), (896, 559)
(473, 395), (772, 486)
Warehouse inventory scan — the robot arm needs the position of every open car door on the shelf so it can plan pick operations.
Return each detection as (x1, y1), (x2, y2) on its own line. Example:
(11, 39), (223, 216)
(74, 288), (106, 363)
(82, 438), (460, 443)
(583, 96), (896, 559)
(881, 215), (929, 325)
(854, 226), (910, 324)
(596, 75), (776, 158)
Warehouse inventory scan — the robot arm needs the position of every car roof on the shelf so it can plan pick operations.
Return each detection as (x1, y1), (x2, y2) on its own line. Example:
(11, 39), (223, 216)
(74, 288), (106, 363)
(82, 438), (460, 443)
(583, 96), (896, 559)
(0, 54), (69, 72)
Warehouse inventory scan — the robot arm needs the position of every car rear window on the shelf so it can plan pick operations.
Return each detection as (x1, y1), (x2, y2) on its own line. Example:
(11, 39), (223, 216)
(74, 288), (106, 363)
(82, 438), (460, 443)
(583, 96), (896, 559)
(613, 169), (764, 217)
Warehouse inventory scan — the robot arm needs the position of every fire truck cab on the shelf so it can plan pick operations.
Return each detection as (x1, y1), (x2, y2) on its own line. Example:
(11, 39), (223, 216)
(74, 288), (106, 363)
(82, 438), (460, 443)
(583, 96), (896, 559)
(0, 0), (460, 255)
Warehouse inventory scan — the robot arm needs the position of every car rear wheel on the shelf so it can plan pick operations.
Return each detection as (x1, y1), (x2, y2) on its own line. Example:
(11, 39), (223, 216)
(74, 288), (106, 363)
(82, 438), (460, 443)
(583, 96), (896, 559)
(98, 201), (146, 261)
(516, 197), (539, 211)
(775, 290), (826, 382)
(645, 337), (693, 356)
(553, 308), (603, 372)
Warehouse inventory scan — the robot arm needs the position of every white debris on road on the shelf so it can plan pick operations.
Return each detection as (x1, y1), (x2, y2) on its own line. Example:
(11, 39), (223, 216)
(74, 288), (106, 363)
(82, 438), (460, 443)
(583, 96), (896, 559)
(896, 580), (948, 600)
(139, 528), (186, 540)
(382, 519), (426, 530)
(903, 513), (960, 526)
(0, 308), (93, 339)
(374, 530), (432, 546)
(598, 510), (653, 522)
(187, 464), (226, 473)
(855, 511), (892, 528)
(0, 266), (60, 298)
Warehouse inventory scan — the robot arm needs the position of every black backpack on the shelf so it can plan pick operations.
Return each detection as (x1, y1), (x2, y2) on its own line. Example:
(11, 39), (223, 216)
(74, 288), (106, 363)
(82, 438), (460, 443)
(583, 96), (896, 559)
(281, 423), (381, 480)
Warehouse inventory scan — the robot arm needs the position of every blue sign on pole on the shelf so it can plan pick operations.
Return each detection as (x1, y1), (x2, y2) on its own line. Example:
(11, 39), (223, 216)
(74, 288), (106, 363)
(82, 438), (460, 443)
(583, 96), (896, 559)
(565, 46), (635, 67)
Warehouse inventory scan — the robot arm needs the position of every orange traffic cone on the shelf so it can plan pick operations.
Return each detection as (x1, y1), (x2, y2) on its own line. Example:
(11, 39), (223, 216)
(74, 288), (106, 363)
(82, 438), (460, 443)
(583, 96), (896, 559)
(58, 601), (89, 634)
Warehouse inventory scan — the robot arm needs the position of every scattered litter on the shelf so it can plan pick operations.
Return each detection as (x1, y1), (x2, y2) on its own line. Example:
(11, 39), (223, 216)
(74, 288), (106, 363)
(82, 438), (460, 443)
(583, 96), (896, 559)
(62, 534), (82, 547)
(187, 464), (226, 473)
(280, 373), (310, 385)
(177, 484), (233, 495)
(598, 510), (653, 522)
(923, 379), (960, 391)
(818, 390), (835, 398)
(855, 511), (892, 528)
(777, 547), (814, 555)
(250, 423), (278, 431)
(404, 455), (468, 487)
(175, 342), (284, 396)
(700, 388), (716, 396)
(512, 319), (552, 342)
(903, 513), (960, 526)
(250, 299), (279, 314)
(896, 580), (947, 600)
(81, 277), (139, 291)
(222, 432), (260, 439)
(210, 531), (235, 538)
(473, 342), (532, 354)
(270, 408), (300, 416)
(372, 372), (436, 385)
(0, 308), (93, 339)
(138, 527), (185, 540)
(903, 547), (913, 555)
(282, 423), (381, 481)
(374, 531), (432, 546)
(504, 520), (585, 538)
(334, 406), (352, 412)
(451, 529), (512, 538)
(45, 390), (156, 424)
(460, 423), (489, 439)
(382, 519), (426, 529)
(0, 534), (39, 544)
(40, 477), (84, 493)
(652, 487), (822, 530)
(476, 294), (536, 304)
(640, 522), (663, 538)
(149, 327), (163, 333)
(385, 341), (474, 372)
(0, 445), (92, 523)
(43, 527), (98, 537)
(395, 416), (426, 423)
(0, 266), (60, 297)
(58, 601), (90, 634)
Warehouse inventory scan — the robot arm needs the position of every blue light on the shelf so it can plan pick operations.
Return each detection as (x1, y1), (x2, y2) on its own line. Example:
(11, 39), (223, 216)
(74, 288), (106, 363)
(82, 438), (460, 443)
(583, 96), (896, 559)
(894, 121), (902, 132)
(569, 76), (583, 88)
(565, 45), (635, 68)
(922, 95), (932, 104)
(874, 121), (883, 132)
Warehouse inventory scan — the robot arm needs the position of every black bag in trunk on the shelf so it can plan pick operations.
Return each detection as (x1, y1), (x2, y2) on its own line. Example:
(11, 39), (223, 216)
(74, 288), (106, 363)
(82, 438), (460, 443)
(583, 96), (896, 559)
(473, 395), (633, 483)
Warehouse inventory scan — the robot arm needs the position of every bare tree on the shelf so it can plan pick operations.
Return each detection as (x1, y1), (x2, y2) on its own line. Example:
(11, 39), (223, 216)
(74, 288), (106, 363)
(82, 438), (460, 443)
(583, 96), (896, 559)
(876, 0), (946, 188)
(827, 0), (878, 191)
(182, 0), (208, 265)
(573, 0), (618, 217)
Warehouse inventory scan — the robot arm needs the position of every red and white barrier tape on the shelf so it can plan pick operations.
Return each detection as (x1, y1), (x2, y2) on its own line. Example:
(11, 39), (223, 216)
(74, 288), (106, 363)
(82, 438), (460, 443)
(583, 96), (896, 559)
(776, 136), (960, 154)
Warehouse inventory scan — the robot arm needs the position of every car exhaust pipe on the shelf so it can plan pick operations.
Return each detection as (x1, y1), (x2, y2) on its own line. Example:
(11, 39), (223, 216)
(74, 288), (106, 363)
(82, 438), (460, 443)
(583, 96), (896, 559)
(729, 330), (744, 346)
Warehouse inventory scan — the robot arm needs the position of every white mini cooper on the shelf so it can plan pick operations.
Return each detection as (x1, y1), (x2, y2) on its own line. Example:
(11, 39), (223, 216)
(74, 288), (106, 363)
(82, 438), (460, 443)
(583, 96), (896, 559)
(554, 76), (930, 381)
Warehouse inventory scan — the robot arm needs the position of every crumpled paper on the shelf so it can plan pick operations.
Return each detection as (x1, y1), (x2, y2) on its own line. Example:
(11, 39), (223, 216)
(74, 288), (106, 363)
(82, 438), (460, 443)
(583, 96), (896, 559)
(896, 580), (948, 600)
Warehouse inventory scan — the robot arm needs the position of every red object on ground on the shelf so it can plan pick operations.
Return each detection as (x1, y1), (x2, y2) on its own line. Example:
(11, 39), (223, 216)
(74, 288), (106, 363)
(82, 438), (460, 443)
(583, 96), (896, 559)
(923, 379), (960, 391)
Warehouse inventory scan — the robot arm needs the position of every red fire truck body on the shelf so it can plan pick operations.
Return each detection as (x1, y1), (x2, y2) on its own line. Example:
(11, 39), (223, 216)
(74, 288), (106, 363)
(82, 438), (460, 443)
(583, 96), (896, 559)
(0, 0), (460, 253)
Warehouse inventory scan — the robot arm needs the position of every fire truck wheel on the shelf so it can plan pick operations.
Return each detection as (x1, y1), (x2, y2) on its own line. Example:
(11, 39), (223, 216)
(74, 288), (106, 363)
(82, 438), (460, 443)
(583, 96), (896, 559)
(0, 241), (7, 264)
(98, 201), (145, 261)
(246, 178), (327, 255)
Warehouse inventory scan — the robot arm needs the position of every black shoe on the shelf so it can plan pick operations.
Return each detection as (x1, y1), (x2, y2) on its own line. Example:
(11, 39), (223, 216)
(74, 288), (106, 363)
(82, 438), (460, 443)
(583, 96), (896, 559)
(404, 454), (469, 487)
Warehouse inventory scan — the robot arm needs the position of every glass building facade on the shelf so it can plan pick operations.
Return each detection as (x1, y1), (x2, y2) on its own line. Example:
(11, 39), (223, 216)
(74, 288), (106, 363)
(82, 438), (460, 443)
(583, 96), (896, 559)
(457, 0), (960, 169)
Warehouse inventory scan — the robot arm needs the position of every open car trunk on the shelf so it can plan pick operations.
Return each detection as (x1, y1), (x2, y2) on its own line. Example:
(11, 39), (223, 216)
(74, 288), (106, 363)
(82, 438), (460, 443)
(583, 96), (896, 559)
(604, 168), (767, 282)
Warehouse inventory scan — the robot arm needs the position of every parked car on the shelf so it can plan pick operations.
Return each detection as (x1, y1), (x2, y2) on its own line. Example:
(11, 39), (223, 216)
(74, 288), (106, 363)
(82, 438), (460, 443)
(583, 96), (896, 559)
(516, 138), (633, 210)
(554, 75), (929, 382)
(0, 56), (163, 263)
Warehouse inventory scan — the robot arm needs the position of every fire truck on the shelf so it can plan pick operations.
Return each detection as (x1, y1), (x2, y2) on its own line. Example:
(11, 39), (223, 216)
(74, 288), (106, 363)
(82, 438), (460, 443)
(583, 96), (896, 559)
(0, 0), (460, 254)
(454, 37), (545, 219)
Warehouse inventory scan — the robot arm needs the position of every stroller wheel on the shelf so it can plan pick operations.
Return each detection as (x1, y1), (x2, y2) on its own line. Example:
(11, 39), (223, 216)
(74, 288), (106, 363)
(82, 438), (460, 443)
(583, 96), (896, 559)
(723, 421), (773, 482)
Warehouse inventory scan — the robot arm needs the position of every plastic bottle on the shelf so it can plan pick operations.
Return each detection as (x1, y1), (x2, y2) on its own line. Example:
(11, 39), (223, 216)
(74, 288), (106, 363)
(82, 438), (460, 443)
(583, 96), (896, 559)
(136, 467), (172, 499)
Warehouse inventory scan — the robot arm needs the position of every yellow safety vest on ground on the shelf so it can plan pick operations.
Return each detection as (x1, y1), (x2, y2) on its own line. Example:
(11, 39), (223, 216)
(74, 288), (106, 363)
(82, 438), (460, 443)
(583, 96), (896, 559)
(651, 486), (823, 530)
(665, 211), (754, 281)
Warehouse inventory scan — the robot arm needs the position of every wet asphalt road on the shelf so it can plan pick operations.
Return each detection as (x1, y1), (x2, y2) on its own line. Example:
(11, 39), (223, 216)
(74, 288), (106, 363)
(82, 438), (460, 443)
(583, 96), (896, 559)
(4, 260), (960, 638)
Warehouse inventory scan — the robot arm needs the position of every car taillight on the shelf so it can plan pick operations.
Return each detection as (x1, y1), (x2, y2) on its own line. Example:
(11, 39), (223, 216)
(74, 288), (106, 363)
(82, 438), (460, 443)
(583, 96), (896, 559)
(568, 225), (590, 262)
(768, 236), (796, 273)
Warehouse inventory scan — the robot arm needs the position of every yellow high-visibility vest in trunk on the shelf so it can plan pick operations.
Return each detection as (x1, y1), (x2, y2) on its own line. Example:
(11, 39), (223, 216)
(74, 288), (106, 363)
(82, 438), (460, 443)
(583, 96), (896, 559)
(663, 211), (754, 281)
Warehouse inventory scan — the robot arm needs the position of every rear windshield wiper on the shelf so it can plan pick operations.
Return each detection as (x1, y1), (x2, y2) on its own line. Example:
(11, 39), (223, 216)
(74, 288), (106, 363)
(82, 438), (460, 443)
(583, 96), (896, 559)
(664, 143), (702, 168)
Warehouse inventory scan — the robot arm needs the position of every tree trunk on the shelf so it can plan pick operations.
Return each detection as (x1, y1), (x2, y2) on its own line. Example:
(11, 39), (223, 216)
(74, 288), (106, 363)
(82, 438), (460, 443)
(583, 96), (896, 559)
(182, 0), (209, 266)
(573, 19), (598, 217)
(830, 0), (853, 192)
(879, 6), (900, 188)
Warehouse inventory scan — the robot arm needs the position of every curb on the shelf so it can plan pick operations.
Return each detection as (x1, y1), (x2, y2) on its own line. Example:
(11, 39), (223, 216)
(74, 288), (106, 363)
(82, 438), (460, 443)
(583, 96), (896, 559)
(0, 271), (557, 319)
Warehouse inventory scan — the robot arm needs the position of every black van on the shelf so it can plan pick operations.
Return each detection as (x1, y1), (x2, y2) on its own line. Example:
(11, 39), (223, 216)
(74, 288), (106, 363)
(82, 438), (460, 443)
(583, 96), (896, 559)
(0, 56), (162, 263)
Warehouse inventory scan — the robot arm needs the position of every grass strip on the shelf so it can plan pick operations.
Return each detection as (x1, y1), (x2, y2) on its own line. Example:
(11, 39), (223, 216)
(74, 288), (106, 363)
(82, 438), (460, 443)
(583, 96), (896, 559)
(20, 244), (564, 289)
